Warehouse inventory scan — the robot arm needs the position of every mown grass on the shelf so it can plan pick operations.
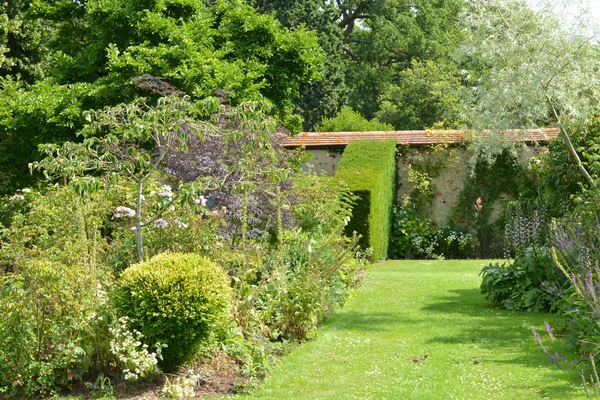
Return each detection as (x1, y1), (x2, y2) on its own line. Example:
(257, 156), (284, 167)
(233, 260), (586, 399)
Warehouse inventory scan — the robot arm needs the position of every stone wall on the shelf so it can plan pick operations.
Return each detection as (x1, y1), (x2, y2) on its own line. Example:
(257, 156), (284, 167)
(304, 143), (547, 226)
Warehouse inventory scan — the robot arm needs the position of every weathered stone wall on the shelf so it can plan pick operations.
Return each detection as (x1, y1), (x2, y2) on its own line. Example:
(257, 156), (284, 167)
(303, 148), (344, 175)
(303, 143), (547, 226)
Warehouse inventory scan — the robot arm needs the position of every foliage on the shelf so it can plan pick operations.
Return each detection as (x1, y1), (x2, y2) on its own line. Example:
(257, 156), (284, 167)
(255, 229), (365, 341)
(43, 0), (322, 130)
(0, 0), (49, 82)
(161, 100), (308, 245)
(528, 215), (600, 398)
(0, 78), (91, 195)
(390, 208), (474, 259)
(32, 95), (219, 261)
(376, 60), (465, 130)
(534, 116), (600, 218)
(550, 216), (600, 354)
(0, 258), (110, 398)
(0, 0), (324, 194)
(316, 106), (393, 132)
(335, 139), (397, 260)
(226, 174), (364, 342)
(339, 0), (466, 119)
(480, 247), (565, 312)
(455, 140), (536, 257)
(249, 0), (348, 130)
(459, 0), (600, 186)
(0, 185), (111, 272)
(114, 253), (232, 370)
(291, 174), (356, 237)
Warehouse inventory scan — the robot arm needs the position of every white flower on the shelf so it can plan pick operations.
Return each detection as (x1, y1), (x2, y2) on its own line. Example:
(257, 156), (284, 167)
(130, 226), (137, 231)
(9, 194), (24, 201)
(113, 206), (136, 219)
(158, 185), (173, 199)
(153, 218), (168, 229)
(194, 196), (207, 207)
(173, 219), (188, 229)
(20, 188), (31, 193)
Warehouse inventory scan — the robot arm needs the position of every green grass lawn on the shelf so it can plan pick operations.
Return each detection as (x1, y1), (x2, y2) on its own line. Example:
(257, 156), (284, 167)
(233, 260), (586, 399)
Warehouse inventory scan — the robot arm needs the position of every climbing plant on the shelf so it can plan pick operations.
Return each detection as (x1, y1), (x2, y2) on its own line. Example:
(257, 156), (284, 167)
(390, 144), (475, 259)
(452, 140), (537, 257)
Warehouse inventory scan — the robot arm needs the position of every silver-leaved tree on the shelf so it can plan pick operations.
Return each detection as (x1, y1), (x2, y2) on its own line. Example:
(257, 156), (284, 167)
(459, 0), (600, 186)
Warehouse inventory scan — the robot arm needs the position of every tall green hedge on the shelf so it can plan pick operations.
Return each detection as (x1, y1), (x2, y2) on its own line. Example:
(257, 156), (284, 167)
(335, 140), (397, 261)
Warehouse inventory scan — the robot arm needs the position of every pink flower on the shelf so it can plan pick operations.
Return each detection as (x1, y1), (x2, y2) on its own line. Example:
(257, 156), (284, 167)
(113, 206), (136, 219)
(194, 196), (207, 207)
(153, 218), (168, 229)
(474, 197), (483, 212)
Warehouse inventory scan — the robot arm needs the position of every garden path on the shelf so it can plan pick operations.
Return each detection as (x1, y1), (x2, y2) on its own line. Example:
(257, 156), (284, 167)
(235, 260), (586, 399)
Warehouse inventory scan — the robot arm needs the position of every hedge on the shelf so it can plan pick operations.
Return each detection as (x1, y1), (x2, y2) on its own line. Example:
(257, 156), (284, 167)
(335, 139), (397, 261)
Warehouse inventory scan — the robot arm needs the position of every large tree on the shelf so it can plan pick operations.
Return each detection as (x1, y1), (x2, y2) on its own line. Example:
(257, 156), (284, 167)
(0, 0), (49, 81)
(0, 0), (323, 194)
(251, 0), (465, 128)
(459, 0), (600, 187)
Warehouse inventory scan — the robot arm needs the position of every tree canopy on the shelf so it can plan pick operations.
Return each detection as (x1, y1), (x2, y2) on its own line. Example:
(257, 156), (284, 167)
(0, 0), (323, 194)
(250, 0), (466, 129)
(459, 0), (600, 186)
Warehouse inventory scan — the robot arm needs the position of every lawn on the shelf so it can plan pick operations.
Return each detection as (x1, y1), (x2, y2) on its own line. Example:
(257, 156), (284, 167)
(234, 260), (586, 399)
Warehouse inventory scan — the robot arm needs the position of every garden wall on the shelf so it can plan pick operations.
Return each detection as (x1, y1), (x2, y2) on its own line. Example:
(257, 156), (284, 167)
(304, 144), (547, 227)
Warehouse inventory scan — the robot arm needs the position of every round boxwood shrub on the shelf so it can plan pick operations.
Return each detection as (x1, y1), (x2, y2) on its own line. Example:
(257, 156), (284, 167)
(114, 253), (232, 370)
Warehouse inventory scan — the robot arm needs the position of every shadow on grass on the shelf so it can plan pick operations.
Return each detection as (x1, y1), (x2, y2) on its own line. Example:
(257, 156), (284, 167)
(325, 311), (422, 332)
(422, 288), (532, 317)
(422, 288), (552, 348)
(423, 288), (584, 398)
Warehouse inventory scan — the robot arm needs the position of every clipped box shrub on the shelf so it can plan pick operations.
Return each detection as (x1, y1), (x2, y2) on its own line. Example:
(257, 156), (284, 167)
(335, 139), (397, 261)
(114, 253), (232, 370)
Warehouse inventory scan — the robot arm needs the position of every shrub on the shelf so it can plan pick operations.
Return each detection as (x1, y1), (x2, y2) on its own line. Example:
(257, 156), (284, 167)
(390, 206), (474, 259)
(480, 247), (565, 312)
(335, 139), (397, 261)
(114, 253), (232, 370)
(0, 258), (109, 398)
(255, 229), (365, 341)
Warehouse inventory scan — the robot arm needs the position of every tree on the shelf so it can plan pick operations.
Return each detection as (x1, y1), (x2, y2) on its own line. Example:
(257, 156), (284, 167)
(339, 0), (465, 119)
(0, 0), (49, 82)
(459, 0), (600, 187)
(316, 106), (393, 132)
(376, 60), (465, 130)
(250, 0), (465, 127)
(31, 89), (303, 260)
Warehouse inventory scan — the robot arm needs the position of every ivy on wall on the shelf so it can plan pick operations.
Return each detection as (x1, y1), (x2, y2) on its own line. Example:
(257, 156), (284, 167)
(390, 140), (539, 259)
(451, 141), (537, 257)
(390, 144), (474, 259)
